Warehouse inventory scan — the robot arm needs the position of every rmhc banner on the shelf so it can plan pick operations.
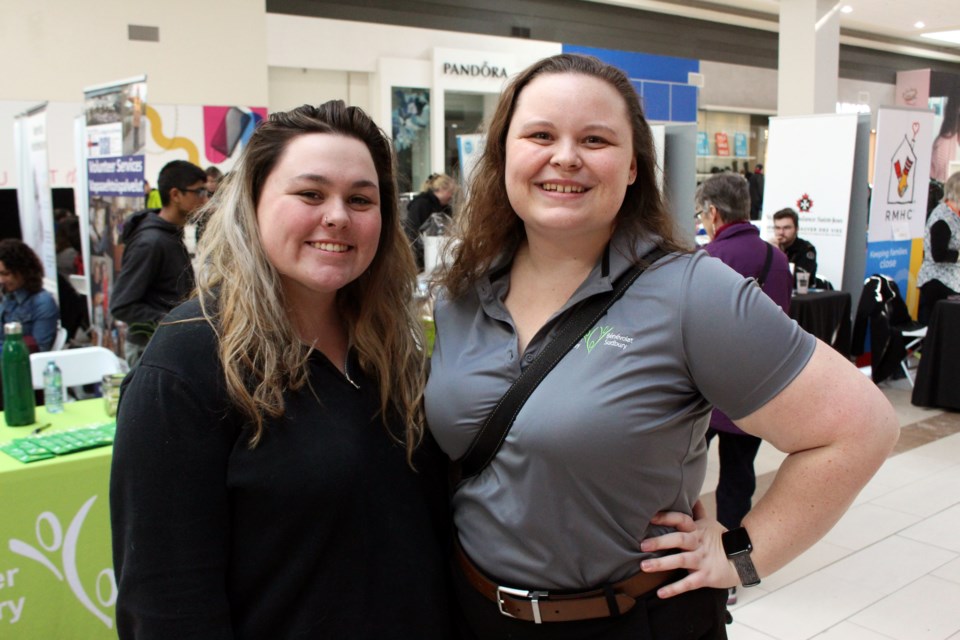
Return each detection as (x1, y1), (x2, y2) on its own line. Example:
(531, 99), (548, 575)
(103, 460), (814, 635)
(867, 107), (935, 315)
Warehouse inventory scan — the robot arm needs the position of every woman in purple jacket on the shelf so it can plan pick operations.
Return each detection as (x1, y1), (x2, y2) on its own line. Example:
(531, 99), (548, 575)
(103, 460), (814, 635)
(695, 172), (793, 605)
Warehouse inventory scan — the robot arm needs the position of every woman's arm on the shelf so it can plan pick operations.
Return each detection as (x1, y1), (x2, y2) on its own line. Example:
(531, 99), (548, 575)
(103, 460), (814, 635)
(640, 340), (898, 596)
(110, 364), (238, 639)
(929, 220), (959, 263)
(30, 293), (60, 351)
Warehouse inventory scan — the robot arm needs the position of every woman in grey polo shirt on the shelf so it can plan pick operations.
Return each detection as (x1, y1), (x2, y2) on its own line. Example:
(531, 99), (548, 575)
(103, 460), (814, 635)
(426, 54), (898, 639)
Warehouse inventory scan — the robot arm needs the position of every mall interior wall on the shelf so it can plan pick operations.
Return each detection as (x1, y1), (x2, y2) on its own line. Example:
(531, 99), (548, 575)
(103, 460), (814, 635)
(2, 0), (268, 107)
(267, 0), (960, 83)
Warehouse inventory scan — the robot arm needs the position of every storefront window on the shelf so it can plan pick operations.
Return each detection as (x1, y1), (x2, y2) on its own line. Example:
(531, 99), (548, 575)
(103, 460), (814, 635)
(696, 110), (768, 183)
(444, 92), (488, 178)
(392, 87), (431, 194)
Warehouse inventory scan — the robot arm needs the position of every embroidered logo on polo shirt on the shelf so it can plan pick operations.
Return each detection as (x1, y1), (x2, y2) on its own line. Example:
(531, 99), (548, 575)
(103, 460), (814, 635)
(581, 325), (634, 353)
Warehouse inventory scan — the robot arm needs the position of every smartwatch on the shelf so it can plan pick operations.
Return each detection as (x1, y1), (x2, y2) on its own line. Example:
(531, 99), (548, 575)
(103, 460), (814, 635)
(722, 527), (761, 587)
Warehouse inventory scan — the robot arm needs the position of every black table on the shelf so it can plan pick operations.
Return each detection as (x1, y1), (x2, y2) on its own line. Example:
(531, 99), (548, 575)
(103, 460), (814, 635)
(789, 290), (852, 356)
(912, 299), (960, 410)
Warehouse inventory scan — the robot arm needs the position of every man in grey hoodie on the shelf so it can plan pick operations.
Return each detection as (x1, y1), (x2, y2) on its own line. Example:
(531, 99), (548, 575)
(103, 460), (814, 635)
(111, 160), (208, 366)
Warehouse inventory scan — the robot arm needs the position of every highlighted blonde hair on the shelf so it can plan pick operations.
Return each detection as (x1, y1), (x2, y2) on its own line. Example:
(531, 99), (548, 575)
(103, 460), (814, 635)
(194, 102), (426, 460)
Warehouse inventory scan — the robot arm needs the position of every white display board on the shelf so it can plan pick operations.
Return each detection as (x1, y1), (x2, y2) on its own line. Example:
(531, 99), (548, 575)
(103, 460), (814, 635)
(14, 104), (58, 296)
(868, 107), (935, 242)
(761, 113), (859, 288)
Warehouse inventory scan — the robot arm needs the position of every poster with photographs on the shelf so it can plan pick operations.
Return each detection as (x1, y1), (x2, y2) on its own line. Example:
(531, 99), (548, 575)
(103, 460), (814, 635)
(84, 77), (147, 159)
(84, 77), (147, 353)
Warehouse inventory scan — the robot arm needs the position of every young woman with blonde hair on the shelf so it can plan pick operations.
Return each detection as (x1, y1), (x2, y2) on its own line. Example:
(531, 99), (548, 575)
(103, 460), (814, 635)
(110, 101), (454, 639)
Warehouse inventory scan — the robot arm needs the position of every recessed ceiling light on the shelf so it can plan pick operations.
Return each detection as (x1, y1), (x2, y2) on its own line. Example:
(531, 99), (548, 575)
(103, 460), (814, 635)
(921, 29), (960, 45)
(840, 5), (853, 13)
(915, 21), (925, 29)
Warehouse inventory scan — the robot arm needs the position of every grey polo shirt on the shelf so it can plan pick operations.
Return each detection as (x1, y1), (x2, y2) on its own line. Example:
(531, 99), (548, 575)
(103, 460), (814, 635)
(425, 238), (815, 590)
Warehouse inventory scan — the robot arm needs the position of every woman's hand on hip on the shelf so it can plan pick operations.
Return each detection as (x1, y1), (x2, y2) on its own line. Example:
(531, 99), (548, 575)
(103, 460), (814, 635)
(638, 500), (739, 598)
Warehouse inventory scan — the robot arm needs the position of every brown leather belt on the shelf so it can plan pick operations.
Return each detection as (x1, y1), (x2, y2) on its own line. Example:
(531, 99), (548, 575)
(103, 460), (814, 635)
(455, 541), (680, 624)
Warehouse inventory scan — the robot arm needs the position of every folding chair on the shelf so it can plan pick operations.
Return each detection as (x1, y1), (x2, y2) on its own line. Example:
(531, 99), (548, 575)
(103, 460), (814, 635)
(29, 346), (123, 403)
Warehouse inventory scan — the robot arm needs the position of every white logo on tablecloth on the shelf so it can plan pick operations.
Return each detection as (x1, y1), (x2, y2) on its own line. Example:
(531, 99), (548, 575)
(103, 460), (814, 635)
(7, 496), (116, 628)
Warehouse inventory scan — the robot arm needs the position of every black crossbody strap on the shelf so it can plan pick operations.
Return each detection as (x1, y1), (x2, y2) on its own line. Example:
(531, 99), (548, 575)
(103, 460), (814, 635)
(756, 243), (773, 288)
(457, 248), (667, 480)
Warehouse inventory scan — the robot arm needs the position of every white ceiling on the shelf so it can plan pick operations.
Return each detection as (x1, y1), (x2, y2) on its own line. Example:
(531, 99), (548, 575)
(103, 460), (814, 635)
(585, 0), (960, 61)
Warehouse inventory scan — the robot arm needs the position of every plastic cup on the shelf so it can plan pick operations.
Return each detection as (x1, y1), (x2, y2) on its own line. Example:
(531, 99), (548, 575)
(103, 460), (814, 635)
(796, 270), (810, 295)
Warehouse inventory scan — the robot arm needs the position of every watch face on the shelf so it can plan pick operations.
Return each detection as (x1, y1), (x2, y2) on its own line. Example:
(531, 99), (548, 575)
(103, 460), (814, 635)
(723, 527), (753, 556)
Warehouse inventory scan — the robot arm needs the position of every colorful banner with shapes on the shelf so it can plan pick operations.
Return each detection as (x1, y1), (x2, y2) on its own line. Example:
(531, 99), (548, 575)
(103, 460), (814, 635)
(762, 114), (859, 289)
(14, 104), (58, 296)
(202, 106), (267, 164)
(734, 132), (748, 157)
(140, 104), (266, 188)
(868, 108), (935, 242)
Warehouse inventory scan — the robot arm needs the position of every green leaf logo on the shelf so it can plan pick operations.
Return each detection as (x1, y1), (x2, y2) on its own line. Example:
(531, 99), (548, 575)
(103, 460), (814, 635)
(584, 325), (613, 353)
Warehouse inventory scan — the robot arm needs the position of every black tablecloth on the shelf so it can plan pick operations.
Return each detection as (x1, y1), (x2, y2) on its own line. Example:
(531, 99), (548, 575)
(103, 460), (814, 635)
(912, 299), (960, 410)
(789, 290), (852, 356)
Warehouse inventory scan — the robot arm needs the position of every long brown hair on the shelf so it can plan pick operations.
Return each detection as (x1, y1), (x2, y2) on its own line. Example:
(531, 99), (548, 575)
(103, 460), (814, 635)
(440, 53), (687, 298)
(194, 102), (426, 459)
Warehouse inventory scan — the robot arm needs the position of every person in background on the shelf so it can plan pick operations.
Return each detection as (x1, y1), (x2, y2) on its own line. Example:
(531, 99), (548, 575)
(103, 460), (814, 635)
(931, 90), (959, 183)
(111, 160), (208, 366)
(205, 165), (224, 195)
(404, 172), (457, 269)
(747, 163), (764, 220)
(194, 166), (225, 243)
(426, 53), (898, 638)
(696, 171), (793, 606)
(0, 238), (59, 352)
(917, 172), (960, 324)
(773, 207), (818, 285)
(55, 214), (82, 278)
(109, 101), (453, 639)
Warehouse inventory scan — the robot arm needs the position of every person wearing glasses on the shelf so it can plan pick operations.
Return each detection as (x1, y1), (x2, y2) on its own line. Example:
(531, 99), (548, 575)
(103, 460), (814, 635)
(111, 160), (209, 366)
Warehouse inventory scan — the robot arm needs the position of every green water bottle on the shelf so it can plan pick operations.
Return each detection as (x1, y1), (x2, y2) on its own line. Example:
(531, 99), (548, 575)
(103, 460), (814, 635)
(2, 322), (36, 426)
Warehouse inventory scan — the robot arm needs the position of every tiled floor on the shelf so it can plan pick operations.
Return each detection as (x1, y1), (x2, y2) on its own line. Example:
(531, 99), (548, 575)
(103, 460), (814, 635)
(701, 380), (960, 639)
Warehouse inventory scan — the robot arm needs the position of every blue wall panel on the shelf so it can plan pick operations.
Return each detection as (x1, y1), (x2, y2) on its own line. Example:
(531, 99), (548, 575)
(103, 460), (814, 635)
(671, 84), (698, 122)
(640, 82), (670, 121)
(563, 44), (698, 123)
(562, 44), (698, 83)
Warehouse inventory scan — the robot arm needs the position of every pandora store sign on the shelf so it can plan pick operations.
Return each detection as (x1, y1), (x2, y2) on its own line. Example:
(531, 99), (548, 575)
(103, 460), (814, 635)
(433, 48), (516, 92)
(441, 61), (508, 78)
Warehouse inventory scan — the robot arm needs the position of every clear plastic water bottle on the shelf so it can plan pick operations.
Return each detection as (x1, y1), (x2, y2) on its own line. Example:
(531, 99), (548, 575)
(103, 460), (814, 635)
(43, 360), (64, 414)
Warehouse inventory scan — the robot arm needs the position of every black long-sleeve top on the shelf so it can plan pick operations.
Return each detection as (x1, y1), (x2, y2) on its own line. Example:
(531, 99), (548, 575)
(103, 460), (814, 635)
(929, 220), (959, 263)
(109, 298), (454, 639)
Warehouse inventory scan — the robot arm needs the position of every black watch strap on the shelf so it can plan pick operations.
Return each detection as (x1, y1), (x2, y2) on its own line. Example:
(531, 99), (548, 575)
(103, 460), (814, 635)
(722, 527), (761, 588)
(729, 552), (761, 588)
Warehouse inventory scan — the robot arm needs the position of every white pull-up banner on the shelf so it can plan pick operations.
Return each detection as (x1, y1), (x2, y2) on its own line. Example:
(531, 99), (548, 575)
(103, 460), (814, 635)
(761, 113), (859, 289)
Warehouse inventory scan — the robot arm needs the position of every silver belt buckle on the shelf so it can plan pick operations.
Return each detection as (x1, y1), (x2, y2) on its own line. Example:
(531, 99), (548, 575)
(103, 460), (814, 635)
(497, 586), (548, 624)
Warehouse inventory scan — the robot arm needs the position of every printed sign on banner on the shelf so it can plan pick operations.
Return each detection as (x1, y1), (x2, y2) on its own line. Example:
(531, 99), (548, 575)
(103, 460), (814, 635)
(734, 132), (748, 157)
(715, 132), (730, 156)
(865, 241), (913, 299)
(761, 114), (859, 289)
(696, 131), (709, 156)
(868, 108), (935, 242)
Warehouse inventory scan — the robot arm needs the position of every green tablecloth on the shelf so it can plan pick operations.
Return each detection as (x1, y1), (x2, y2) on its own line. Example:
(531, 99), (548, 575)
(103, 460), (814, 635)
(1, 400), (117, 637)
